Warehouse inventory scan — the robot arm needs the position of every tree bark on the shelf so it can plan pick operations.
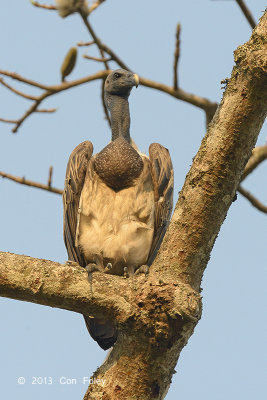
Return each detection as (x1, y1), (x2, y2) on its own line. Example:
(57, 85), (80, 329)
(0, 11), (266, 400)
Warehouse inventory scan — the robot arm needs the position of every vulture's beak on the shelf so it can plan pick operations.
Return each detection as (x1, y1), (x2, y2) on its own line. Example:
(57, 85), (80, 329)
(133, 74), (139, 88)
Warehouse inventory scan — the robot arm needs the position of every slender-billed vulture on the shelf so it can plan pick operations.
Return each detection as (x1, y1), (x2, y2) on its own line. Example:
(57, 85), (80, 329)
(63, 69), (174, 349)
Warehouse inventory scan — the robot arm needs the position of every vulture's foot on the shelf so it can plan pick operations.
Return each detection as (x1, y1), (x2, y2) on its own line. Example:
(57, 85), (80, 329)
(134, 265), (149, 277)
(85, 263), (98, 294)
(65, 260), (80, 268)
(104, 262), (113, 273)
(124, 266), (130, 278)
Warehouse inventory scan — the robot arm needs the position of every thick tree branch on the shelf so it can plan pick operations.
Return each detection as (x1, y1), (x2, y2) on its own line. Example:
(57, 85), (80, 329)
(0, 251), (201, 400)
(151, 10), (267, 291)
(0, 252), (132, 322)
(236, 0), (256, 29)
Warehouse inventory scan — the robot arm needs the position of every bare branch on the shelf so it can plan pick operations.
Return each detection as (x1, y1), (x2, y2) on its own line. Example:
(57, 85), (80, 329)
(35, 107), (57, 113)
(0, 118), (19, 124)
(173, 23), (181, 90)
(241, 144), (267, 181)
(139, 76), (218, 116)
(238, 185), (267, 214)
(77, 40), (95, 47)
(0, 170), (63, 195)
(0, 78), (38, 100)
(11, 93), (49, 133)
(83, 54), (112, 63)
(0, 70), (50, 90)
(79, 13), (109, 70)
(236, 0), (256, 29)
(88, 0), (106, 14)
(47, 166), (53, 188)
(0, 68), (218, 133)
(0, 70), (109, 133)
(30, 1), (56, 10)
(100, 43), (131, 71)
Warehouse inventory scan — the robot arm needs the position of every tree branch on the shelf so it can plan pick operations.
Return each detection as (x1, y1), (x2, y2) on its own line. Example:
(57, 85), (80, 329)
(88, 0), (106, 15)
(0, 170), (63, 195)
(0, 252), (132, 321)
(0, 67), (218, 132)
(30, 1), (56, 11)
(152, 10), (267, 291)
(236, 0), (256, 29)
(173, 23), (181, 90)
(83, 54), (112, 63)
(241, 144), (267, 181)
(0, 70), (109, 133)
(0, 77), (38, 100)
(1, 11), (266, 400)
(237, 185), (267, 214)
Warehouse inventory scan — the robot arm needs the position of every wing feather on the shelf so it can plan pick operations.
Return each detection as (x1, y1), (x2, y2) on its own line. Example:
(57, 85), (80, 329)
(62, 141), (93, 266)
(148, 143), (174, 265)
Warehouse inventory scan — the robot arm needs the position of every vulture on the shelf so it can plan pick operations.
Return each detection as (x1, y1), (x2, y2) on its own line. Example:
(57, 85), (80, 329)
(63, 69), (174, 350)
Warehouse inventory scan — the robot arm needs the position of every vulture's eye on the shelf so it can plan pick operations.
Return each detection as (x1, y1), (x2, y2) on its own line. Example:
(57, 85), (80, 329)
(114, 73), (121, 79)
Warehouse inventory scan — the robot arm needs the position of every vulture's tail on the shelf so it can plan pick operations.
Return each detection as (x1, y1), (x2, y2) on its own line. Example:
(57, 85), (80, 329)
(83, 315), (117, 350)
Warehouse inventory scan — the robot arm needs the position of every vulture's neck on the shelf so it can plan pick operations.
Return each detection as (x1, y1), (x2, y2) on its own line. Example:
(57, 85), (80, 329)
(107, 94), (131, 143)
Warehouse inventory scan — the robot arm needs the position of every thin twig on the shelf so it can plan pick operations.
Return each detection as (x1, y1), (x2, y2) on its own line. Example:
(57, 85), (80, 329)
(236, 0), (256, 29)
(241, 144), (267, 181)
(0, 171), (62, 195)
(30, 1), (56, 10)
(0, 70), (50, 90)
(11, 93), (49, 133)
(36, 108), (57, 113)
(88, 0), (106, 14)
(0, 71), (110, 133)
(79, 13), (109, 70)
(77, 40), (95, 47)
(0, 118), (19, 124)
(83, 54), (112, 63)
(173, 23), (181, 90)
(238, 185), (267, 214)
(0, 78), (38, 100)
(100, 43), (131, 71)
(47, 166), (53, 188)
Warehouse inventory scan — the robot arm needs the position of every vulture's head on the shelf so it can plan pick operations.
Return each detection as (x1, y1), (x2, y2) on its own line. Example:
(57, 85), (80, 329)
(104, 69), (139, 98)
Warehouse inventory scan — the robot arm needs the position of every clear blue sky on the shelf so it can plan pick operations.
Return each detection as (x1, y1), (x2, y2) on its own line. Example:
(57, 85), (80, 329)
(1, 1), (266, 399)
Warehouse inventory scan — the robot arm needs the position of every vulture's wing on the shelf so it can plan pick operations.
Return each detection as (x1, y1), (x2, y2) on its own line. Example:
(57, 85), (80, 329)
(63, 141), (93, 266)
(147, 143), (174, 265)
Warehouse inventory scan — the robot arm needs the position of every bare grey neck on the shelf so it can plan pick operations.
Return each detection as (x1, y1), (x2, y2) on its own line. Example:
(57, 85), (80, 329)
(105, 93), (131, 142)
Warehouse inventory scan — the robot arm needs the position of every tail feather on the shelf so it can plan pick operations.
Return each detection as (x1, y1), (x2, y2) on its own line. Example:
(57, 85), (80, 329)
(83, 315), (117, 350)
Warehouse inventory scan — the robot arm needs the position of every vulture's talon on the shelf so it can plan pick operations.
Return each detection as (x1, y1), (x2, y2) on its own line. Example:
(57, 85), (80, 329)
(104, 262), (113, 273)
(135, 265), (149, 277)
(124, 267), (129, 278)
(65, 260), (79, 267)
(85, 263), (97, 294)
